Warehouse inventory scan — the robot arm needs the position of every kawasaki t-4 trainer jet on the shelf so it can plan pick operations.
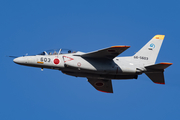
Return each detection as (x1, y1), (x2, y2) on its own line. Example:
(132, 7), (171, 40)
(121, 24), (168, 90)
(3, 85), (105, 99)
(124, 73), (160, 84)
(13, 35), (172, 93)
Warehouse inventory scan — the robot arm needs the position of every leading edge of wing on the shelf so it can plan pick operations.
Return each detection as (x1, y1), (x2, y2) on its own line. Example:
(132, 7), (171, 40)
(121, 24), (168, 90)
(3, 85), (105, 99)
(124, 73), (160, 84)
(80, 46), (130, 59)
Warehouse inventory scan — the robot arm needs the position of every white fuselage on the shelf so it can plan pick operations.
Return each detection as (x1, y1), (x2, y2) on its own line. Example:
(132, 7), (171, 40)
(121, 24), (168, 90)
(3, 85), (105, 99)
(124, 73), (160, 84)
(13, 52), (142, 80)
(13, 35), (171, 93)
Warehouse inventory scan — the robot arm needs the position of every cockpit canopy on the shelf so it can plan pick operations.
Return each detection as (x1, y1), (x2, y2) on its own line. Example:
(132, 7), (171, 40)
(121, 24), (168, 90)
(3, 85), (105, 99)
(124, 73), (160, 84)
(38, 49), (77, 55)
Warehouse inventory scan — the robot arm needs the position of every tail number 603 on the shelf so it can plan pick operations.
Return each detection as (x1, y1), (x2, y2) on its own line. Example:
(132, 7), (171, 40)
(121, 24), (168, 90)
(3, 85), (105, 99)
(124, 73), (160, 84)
(40, 57), (51, 62)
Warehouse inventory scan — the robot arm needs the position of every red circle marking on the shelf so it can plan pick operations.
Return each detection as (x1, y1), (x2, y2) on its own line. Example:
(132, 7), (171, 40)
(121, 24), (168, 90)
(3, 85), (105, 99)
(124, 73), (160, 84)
(77, 62), (81, 67)
(54, 58), (60, 65)
(95, 82), (104, 87)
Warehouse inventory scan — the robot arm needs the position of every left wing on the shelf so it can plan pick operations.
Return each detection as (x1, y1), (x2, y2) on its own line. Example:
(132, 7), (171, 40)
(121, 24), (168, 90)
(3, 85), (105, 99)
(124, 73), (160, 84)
(88, 78), (113, 93)
(81, 46), (130, 59)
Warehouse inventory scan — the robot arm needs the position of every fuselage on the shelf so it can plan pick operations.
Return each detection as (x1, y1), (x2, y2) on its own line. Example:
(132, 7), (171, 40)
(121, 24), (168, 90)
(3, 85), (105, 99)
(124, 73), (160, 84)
(13, 51), (142, 80)
(12, 35), (172, 93)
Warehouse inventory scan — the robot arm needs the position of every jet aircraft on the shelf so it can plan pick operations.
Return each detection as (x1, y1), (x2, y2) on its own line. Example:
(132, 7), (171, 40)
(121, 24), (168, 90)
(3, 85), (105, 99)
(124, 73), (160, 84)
(13, 35), (172, 93)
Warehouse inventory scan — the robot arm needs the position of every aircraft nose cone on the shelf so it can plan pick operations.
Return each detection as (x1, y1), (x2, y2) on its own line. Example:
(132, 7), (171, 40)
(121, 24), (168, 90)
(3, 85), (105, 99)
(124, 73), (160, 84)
(13, 57), (27, 64)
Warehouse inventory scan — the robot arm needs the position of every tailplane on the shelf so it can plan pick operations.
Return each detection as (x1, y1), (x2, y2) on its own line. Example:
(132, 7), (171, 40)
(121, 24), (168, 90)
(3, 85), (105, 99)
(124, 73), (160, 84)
(145, 62), (172, 84)
(145, 72), (165, 84)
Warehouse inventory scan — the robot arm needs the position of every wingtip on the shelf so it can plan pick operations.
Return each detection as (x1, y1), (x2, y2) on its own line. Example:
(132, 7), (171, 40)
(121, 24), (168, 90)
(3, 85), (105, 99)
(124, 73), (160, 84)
(154, 82), (165, 85)
(98, 90), (113, 93)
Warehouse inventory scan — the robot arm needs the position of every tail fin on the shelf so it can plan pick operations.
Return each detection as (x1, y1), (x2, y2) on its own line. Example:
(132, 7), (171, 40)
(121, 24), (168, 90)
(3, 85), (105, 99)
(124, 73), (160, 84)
(133, 35), (165, 66)
(145, 62), (172, 84)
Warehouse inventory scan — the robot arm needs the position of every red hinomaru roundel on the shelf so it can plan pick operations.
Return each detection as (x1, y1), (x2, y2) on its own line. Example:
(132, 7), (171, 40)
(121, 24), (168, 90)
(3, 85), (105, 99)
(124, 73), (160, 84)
(53, 58), (60, 65)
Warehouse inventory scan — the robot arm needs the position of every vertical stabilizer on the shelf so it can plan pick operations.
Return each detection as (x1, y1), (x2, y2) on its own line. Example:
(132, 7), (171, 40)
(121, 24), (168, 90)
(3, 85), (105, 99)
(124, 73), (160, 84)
(133, 35), (164, 66)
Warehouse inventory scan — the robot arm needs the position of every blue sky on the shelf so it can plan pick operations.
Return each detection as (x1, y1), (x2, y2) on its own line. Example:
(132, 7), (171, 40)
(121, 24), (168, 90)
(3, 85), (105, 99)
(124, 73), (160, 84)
(1, 0), (180, 120)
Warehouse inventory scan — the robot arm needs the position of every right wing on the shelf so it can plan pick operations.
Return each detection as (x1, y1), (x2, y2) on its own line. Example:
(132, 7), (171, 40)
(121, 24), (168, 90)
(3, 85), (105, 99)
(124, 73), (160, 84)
(81, 46), (130, 59)
(88, 78), (113, 93)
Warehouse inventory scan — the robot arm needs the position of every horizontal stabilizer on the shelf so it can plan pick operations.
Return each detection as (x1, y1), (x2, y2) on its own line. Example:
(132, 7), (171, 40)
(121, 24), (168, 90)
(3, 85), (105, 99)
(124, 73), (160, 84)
(88, 78), (113, 93)
(145, 62), (172, 84)
(145, 62), (173, 70)
(145, 72), (165, 84)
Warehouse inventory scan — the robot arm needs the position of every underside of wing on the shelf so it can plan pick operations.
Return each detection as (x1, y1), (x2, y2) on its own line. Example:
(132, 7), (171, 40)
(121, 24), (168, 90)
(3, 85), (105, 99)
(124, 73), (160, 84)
(87, 78), (113, 93)
(81, 46), (130, 59)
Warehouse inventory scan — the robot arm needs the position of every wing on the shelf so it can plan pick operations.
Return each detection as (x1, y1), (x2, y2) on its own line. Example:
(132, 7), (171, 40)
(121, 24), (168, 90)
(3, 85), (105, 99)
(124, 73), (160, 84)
(81, 46), (130, 59)
(88, 78), (113, 93)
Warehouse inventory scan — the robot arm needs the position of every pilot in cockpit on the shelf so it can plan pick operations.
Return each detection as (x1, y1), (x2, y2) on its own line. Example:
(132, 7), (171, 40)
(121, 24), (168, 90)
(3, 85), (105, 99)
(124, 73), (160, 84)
(38, 49), (77, 56)
(53, 51), (57, 55)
